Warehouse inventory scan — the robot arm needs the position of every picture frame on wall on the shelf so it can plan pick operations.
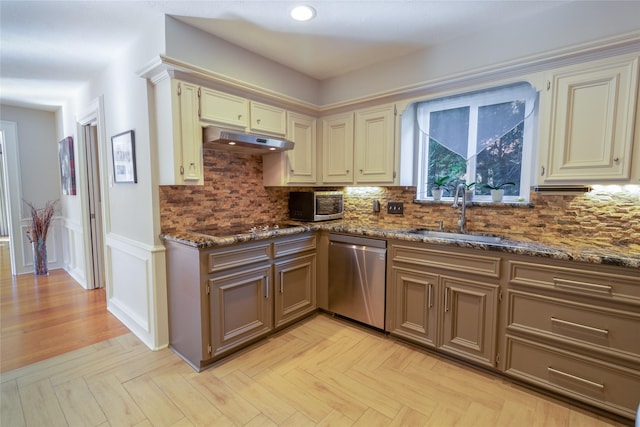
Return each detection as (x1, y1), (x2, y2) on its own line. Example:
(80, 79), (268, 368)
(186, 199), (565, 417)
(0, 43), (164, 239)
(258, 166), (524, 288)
(111, 130), (137, 184)
(58, 136), (76, 195)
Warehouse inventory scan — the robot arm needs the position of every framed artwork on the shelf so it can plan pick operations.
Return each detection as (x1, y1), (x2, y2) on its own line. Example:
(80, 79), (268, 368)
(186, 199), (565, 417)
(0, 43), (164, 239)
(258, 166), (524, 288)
(111, 130), (137, 184)
(58, 136), (76, 195)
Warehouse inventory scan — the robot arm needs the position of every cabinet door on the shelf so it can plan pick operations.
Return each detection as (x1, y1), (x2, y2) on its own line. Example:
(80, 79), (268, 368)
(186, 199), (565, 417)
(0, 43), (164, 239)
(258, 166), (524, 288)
(541, 55), (639, 182)
(209, 265), (273, 357)
(250, 101), (286, 136)
(322, 112), (354, 183)
(355, 104), (396, 183)
(286, 112), (317, 184)
(388, 267), (438, 348)
(439, 275), (500, 368)
(175, 80), (202, 183)
(200, 87), (248, 129)
(274, 253), (317, 328)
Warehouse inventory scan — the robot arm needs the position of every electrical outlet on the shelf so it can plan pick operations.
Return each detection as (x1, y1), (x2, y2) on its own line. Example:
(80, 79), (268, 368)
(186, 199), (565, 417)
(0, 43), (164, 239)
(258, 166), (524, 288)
(387, 202), (404, 214)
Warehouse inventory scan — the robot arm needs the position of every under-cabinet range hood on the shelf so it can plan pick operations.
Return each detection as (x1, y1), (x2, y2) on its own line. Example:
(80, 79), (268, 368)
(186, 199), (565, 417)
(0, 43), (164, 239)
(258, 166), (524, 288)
(203, 125), (294, 155)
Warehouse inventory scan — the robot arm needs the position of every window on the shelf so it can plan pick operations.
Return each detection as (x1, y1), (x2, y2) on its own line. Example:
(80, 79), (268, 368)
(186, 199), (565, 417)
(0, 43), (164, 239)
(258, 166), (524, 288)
(415, 82), (538, 202)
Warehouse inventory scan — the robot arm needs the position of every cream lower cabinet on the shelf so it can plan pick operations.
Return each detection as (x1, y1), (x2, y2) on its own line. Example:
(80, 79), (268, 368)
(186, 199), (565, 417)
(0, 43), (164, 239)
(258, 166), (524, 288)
(387, 240), (502, 368)
(165, 233), (316, 371)
(503, 255), (640, 420)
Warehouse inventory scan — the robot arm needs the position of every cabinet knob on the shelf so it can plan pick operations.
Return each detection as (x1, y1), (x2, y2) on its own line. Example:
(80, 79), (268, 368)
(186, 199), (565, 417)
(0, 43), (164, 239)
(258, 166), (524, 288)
(238, 114), (243, 120)
(257, 119), (261, 124)
(541, 166), (545, 176)
(346, 169), (350, 174)
(614, 157), (620, 163)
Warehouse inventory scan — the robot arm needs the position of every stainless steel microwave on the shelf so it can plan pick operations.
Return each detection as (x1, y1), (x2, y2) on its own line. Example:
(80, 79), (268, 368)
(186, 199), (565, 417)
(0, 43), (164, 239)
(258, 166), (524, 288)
(289, 191), (344, 221)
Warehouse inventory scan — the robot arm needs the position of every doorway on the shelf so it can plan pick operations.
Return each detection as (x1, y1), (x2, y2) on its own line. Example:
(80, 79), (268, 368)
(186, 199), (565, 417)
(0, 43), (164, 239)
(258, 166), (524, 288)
(82, 124), (105, 289)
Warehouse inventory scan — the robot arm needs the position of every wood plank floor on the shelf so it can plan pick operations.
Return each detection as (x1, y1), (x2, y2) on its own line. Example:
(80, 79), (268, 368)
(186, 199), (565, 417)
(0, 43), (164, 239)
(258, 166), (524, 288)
(0, 237), (629, 426)
(0, 238), (129, 373)
(1, 314), (627, 427)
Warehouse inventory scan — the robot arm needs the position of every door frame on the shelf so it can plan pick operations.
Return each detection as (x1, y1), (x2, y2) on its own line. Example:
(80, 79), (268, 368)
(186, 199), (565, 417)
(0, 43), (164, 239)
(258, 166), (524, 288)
(0, 121), (22, 275)
(76, 96), (110, 290)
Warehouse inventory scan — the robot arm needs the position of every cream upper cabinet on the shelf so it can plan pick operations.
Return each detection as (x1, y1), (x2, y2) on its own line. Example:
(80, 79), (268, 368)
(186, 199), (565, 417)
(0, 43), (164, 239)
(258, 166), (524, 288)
(250, 101), (287, 136)
(321, 104), (396, 185)
(354, 104), (396, 183)
(200, 87), (248, 129)
(539, 54), (639, 183)
(322, 112), (354, 184)
(263, 112), (318, 186)
(152, 77), (203, 185)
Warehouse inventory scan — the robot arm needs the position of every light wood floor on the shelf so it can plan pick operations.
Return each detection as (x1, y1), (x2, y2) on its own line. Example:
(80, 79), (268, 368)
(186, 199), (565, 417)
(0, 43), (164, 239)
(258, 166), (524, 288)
(0, 238), (628, 426)
(0, 238), (129, 373)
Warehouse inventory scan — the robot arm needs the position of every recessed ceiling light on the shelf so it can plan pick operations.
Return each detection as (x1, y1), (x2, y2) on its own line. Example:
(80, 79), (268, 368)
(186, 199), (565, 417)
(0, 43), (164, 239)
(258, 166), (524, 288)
(291, 5), (316, 22)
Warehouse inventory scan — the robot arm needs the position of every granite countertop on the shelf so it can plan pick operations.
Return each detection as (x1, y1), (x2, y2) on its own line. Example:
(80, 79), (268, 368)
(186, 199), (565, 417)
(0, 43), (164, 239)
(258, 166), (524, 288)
(161, 220), (640, 269)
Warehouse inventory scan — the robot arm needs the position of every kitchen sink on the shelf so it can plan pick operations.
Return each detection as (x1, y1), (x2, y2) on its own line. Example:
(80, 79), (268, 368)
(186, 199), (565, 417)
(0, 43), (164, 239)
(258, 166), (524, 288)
(403, 228), (505, 244)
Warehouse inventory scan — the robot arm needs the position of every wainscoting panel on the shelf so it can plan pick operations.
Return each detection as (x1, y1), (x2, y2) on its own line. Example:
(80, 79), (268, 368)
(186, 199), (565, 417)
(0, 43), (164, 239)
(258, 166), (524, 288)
(63, 218), (87, 288)
(105, 233), (168, 350)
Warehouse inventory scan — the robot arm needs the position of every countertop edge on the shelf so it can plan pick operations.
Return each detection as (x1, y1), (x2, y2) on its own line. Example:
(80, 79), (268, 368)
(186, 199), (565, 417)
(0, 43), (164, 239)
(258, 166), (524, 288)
(160, 223), (640, 269)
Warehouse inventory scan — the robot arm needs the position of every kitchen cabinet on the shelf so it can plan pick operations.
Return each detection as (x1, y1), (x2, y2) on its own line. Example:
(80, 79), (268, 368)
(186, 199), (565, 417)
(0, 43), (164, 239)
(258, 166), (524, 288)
(164, 232), (316, 371)
(263, 112), (318, 186)
(200, 87), (249, 129)
(538, 53), (639, 183)
(321, 104), (397, 185)
(322, 112), (354, 184)
(250, 101), (287, 136)
(502, 255), (640, 420)
(153, 77), (203, 185)
(354, 104), (396, 183)
(387, 240), (502, 368)
(209, 264), (273, 356)
(274, 253), (316, 328)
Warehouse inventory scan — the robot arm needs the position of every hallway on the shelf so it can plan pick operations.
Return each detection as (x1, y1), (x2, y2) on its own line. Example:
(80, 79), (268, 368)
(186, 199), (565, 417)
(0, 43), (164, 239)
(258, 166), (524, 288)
(0, 237), (128, 373)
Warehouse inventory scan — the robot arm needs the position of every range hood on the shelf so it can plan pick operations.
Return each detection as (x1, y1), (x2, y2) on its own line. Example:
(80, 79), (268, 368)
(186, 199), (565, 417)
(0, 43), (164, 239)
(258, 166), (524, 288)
(203, 125), (294, 154)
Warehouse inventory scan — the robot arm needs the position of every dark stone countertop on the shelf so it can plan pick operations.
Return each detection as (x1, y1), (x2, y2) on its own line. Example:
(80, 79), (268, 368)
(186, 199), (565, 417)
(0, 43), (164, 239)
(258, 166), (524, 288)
(161, 220), (640, 269)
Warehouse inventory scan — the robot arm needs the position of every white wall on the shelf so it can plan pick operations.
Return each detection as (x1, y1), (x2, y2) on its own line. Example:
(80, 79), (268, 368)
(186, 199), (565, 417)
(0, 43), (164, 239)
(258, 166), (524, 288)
(319, 1), (640, 106)
(58, 15), (169, 350)
(164, 16), (322, 107)
(0, 105), (64, 274)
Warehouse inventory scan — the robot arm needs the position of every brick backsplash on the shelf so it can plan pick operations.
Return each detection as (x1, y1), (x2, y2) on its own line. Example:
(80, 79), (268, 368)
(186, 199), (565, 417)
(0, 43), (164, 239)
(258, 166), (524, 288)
(159, 153), (639, 245)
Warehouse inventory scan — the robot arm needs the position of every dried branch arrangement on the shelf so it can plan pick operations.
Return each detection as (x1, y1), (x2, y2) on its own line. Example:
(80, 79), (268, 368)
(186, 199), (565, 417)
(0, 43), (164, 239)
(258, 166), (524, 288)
(25, 200), (58, 243)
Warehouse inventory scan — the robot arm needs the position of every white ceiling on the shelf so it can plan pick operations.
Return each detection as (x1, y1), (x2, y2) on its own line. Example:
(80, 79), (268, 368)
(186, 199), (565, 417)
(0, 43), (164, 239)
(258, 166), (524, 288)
(0, 0), (572, 109)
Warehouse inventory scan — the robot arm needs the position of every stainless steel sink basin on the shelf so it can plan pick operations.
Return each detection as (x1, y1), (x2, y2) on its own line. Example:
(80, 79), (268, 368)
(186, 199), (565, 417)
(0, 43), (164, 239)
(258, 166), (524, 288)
(404, 228), (505, 244)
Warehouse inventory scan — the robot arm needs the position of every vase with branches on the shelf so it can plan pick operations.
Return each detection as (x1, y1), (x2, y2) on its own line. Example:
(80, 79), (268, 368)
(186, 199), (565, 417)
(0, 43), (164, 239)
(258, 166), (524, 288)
(25, 200), (57, 276)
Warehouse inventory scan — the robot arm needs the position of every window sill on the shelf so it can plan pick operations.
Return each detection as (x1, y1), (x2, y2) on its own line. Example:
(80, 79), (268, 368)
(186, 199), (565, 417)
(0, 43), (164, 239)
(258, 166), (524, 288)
(413, 199), (534, 208)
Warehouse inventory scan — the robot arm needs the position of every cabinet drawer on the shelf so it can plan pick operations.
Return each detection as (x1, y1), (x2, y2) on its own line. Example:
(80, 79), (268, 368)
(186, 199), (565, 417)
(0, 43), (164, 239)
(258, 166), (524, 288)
(509, 260), (640, 304)
(507, 290), (640, 362)
(207, 242), (271, 273)
(505, 335), (640, 419)
(274, 234), (316, 258)
(391, 244), (501, 278)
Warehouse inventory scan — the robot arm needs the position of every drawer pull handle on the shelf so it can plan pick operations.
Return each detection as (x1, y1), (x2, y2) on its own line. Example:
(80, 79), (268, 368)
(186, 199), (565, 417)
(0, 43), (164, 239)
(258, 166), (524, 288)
(279, 271), (284, 294)
(553, 278), (612, 295)
(264, 276), (269, 299)
(547, 367), (604, 392)
(444, 287), (450, 312)
(550, 317), (609, 337)
(427, 283), (433, 308)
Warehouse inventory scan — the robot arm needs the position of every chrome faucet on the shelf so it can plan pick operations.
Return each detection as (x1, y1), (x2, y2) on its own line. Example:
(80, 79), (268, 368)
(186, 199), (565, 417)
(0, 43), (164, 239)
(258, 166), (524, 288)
(451, 183), (467, 233)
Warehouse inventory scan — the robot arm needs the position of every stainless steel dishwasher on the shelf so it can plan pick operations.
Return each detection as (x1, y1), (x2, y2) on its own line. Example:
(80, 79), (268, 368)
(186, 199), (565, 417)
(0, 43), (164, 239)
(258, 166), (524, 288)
(328, 234), (387, 329)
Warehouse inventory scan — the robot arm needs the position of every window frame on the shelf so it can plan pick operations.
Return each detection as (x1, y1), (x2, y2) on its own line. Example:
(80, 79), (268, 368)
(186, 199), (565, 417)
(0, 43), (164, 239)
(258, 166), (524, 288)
(415, 82), (537, 203)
